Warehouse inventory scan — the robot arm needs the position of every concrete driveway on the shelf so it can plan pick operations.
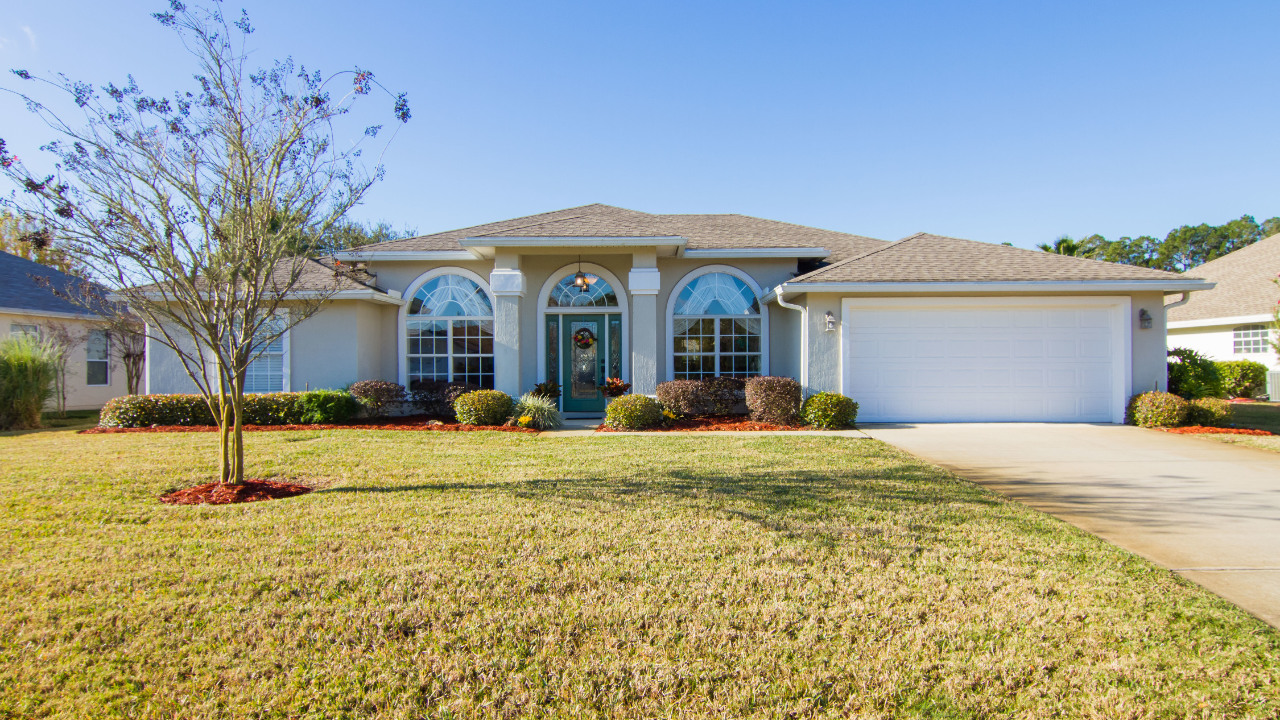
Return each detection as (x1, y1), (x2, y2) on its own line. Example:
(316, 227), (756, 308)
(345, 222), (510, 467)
(861, 423), (1280, 628)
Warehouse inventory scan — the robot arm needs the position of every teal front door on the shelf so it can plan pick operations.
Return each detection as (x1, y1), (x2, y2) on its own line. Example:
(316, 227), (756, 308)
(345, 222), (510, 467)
(560, 314), (607, 413)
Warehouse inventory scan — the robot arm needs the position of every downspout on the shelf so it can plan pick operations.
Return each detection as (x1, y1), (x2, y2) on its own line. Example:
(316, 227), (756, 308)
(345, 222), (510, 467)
(773, 284), (808, 392)
(1163, 292), (1190, 311)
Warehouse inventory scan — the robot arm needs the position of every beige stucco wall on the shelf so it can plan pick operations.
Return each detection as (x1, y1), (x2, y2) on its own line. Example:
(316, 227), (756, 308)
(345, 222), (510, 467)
(1, 310), (132, 410)
(796, 290), (1174, 401)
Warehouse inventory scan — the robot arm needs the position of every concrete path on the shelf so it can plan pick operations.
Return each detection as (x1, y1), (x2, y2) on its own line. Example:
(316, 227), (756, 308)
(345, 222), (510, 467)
(861, 423), (1280, 627)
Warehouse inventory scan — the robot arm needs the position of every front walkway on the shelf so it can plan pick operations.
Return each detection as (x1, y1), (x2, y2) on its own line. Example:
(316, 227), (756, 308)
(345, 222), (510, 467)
(862, 423), (1280, 628)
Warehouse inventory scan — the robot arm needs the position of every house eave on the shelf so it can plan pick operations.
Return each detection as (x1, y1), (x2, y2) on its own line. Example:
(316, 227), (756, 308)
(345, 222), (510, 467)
(332, 250), (481, 262)
(764, 279), (1216, 302)
(680, 247), (829, 259)
(1168, 313), (1276, 330)
(0, 306), (100, 321)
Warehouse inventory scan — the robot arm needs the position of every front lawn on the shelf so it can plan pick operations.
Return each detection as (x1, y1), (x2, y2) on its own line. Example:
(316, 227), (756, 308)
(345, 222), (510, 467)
(2, 429), (1278, 718)
(1199, 402), (1280, 453)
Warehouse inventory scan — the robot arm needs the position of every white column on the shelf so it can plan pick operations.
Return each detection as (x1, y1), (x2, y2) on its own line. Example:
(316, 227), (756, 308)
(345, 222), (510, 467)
(629, 251), (661, 395)
(490, 254), (525, 398)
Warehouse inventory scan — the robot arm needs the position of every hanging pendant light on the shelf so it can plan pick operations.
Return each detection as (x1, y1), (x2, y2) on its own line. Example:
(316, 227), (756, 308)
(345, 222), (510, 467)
(573, 255), (589, 292)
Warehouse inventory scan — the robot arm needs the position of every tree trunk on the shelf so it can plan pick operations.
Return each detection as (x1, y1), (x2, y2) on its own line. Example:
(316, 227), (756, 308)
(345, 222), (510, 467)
(231, 371), (246, 485)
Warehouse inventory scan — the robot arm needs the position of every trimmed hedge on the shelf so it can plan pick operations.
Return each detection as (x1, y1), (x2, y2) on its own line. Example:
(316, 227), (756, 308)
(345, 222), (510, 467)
(656, 377), (745, 416)
(1187, 397), (1233, 428)
(410, 380), (479, 419)
(453, 390), (514, 426)
(349, 380), (405, 416)
(1167, 347), (1223, 400)
(1215, 360), (1269, 398)
(605, 394), (664, 430)
(1125, 392), (1189, 428)
(745, 376), (802, 425)
(99, 391), (360, 428)
(800, 392), (859, 429)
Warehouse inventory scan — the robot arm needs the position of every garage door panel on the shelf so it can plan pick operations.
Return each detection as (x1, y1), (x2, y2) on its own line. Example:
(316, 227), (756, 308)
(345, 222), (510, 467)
(844, 301), (1124, 423)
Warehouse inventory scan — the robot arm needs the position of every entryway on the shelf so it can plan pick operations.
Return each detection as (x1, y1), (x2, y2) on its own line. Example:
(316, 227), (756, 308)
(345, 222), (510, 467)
(547, 312), (622, 415)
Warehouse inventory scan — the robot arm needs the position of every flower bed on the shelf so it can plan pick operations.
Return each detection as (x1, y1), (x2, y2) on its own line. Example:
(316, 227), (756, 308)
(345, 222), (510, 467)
(83, 415), (538, 435)
(160, 479), (312, 505)
(1158, 426), (1274, 436)
(597, 415), (810, 432)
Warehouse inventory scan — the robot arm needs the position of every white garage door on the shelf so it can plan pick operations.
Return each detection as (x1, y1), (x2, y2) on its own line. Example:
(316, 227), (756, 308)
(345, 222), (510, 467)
(842, 297), (1130, 423)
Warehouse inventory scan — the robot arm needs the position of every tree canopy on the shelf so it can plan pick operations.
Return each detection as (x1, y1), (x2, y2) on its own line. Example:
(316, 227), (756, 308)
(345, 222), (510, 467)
(1043, 215), (1280, 272)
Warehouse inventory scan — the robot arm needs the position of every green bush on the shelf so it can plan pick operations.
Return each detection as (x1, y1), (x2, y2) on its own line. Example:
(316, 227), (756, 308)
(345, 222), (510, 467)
(1167, 347), (1223, 399)
(1186, 397), (1233, 428)
(656, 377), (746, 416)
(530, 381), (561, 400)
(410, 380), (479, 418)
(1215, 360), (1269, 398)
(513, 392), (563, 430)
(99, 390), (360, 427)
(348, 380), (405, 416)
(1125, 392), (1189, 428)
(800, 392), (859, 429)
(744, 376), (802, 425)
(294, 390), (361, 424)
(0, 335), (62, 430)
(604, 394), (664, 430)
(453, 389), (513, 426)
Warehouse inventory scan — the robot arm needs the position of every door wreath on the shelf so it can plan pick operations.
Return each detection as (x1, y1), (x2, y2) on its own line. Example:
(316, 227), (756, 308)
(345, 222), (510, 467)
(572, 327), (596, 349)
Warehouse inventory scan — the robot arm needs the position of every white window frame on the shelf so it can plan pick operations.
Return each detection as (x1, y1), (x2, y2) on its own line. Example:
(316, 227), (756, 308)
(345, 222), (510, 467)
(398, 267), (497, 389)
(1232, 324), (1270, 355)
(665, 265), (769, 381)
(207, 314), (291, 394)
(9, 323), (40, 338)
(86, 329), (111, 387)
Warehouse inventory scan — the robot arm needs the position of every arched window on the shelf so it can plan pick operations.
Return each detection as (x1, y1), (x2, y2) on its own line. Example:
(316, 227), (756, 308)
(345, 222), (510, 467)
(1234, 324), (1270, 354)
(671, 271), (763, 379)
(406, 273), (494, 389)
(548, 272), (619, 308)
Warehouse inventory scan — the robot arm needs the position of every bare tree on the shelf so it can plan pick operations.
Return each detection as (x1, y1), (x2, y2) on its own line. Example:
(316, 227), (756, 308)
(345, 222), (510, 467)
(0, 2), (409, 484)
(39, 322), (81, 417)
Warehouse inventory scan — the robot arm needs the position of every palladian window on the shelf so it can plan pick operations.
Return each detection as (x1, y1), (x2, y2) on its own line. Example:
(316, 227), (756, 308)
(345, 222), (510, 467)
(672, 272), (762, 379)
(406, 274), (494, 389)
(548, 272), (619, 308)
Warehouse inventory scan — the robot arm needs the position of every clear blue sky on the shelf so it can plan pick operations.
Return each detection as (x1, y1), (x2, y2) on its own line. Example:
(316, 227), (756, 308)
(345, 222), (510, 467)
(3, 0), (1278, 248)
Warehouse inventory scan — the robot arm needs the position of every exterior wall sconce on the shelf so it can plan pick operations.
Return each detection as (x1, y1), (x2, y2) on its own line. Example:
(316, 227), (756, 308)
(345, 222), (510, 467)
(824, 311), (837, 332)
(1138, 309), (1152, 329)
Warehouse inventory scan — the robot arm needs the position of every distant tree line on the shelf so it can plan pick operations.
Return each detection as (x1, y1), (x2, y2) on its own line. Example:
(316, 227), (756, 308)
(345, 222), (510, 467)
(1039, 214), (1280, 272)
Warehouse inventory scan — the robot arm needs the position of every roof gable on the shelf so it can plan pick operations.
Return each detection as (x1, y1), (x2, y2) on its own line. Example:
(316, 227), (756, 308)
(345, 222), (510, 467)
(1167, 233), (1280, 322)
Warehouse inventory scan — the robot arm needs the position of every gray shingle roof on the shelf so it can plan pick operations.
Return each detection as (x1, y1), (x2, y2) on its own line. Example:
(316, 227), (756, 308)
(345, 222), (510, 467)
(789, 233), (1197, 284)
(0, 250), (104, 316)
(370, 204), (887, 255)
(1167, 233), (1280, 322)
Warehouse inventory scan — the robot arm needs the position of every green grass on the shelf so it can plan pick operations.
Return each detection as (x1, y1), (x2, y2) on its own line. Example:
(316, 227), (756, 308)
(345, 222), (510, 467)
(2, 428), (1279, 718)
(1194, 402), (1280, 453)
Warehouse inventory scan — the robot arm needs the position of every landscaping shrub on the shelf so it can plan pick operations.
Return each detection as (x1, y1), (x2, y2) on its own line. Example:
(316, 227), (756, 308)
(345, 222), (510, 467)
(604, 394), (664, 430)
(293, 390), (361, 424)
(410, 380), (479, 418)
(656, 377), (746, 416)
(1215, 360), (1269, 398)
(453, 389), (513, 426)
(1167, 347), (1223, 400)
(513, 392), (563, 430)
(99, 391), (360, 427)
(1125, 391), (1189, 428)
(745, 376), (802, 425)
(801, 392), (859, 429)
(0, 335), (62, 430)
(1186, 397), (1233, 428)
(348, 380), (405, 416)
(530, 380), (561, 400)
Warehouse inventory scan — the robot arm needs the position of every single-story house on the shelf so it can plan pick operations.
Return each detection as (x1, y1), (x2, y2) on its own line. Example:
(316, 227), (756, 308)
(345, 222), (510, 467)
(145, 204), (1212, 422)
(0, 250), (132, 410)
(1167, 233), (1280, 370)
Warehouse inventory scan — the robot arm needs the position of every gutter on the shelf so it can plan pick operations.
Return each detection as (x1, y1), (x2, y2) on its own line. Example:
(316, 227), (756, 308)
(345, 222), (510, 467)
(771, 279), (1216, 295)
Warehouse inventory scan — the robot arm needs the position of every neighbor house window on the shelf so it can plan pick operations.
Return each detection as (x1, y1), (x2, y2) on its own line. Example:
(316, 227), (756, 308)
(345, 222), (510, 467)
(671, 271), (762, 379)
(1233, 324), (1270, 354)
(86, 329), (110, 386)
(406, 273), (494, 389)
(243, 330), (286, 393)
(9, 323), (39, 338)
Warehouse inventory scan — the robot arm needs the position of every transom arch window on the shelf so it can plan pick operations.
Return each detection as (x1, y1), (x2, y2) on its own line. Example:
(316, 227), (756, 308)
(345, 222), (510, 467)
(548, 273), (619, 308)
(1233, 324), (1271, 354)
(670, 269), (764, 380)
(406, 272), (495, 389)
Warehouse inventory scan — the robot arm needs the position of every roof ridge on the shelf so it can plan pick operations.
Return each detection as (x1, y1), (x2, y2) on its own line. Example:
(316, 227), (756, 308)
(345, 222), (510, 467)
(472, 205), (647, 238)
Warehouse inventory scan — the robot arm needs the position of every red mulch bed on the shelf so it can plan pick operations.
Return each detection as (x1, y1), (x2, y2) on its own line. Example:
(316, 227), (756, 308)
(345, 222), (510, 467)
(1159, 426), (1274, 436)
(598, 415), (811, 432)
(82, 415), (538, 435)
(160, 478), (312, 505)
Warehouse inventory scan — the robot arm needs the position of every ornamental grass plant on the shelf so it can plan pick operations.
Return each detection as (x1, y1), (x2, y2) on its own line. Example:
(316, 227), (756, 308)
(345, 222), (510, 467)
(513, 392), (563, 430)
(0, 334), (62, 430)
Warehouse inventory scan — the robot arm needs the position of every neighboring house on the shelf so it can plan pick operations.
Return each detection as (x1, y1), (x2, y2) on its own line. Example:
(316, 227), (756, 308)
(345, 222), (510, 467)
(0, 250), (131, 411)
(145, 204), (1209, 423)
(1167, 233), (1280, 370)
